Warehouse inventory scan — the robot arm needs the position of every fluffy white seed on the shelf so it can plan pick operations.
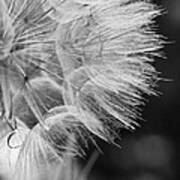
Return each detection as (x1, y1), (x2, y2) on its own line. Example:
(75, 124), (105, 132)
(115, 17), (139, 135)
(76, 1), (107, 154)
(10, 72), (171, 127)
(0, 0), (162, 179)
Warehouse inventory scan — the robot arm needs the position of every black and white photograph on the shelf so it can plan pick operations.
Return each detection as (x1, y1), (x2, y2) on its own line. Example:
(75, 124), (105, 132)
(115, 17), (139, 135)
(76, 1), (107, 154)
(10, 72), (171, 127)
(0, 0), (179, 180)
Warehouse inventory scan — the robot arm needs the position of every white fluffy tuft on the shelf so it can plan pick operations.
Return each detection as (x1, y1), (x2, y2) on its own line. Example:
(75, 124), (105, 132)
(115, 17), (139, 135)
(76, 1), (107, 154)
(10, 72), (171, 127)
(0, 0), (163, 179)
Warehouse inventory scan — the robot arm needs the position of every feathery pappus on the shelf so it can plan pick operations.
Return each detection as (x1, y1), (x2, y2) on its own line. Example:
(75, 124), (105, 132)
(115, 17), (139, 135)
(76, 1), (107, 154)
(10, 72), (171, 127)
(0, 0), (163, 179)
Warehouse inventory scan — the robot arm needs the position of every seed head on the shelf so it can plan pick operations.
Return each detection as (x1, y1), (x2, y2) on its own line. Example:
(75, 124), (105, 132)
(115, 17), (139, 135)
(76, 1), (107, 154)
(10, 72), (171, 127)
(0, 0), (163, 179)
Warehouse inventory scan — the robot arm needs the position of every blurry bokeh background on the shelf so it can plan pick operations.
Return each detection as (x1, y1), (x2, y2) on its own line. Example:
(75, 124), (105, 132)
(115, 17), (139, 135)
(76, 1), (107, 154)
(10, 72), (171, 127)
(84, 0), (180, 180)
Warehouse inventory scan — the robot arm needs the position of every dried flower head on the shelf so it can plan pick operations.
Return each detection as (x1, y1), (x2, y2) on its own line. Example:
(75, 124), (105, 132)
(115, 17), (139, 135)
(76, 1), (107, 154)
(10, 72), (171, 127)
(0, 0), (162, 179)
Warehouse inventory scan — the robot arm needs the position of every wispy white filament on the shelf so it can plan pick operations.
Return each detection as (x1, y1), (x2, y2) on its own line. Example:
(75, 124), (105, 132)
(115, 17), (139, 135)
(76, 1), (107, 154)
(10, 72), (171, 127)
(0, 0), (162, 179)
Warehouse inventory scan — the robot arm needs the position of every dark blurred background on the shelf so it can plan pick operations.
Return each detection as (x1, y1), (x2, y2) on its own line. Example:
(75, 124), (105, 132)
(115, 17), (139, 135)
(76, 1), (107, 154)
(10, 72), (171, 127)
(86, 1), (180, 180)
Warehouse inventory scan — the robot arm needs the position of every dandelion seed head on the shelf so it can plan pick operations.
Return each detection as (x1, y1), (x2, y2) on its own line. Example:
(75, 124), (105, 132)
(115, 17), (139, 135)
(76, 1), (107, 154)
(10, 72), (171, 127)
(0, 0), (163, 179)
